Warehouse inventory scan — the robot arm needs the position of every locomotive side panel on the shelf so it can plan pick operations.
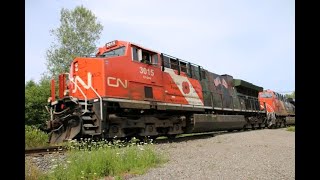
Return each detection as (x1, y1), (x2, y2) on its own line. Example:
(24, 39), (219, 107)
(285, 99), (295, 115)
(103, 43), (165, 102)
(68, 58), (106, 100)
(163, 68), (204, 106)
(199, 70), (212, 107)
(126, 62), (164, 102)
(221, 74), (236, 109)
(258, 91), (275, 112)
(162, 69), (189, 105)
(104, 57), (130, 99)
(205, 71), (236, 110)
(233, 79), (262, 111)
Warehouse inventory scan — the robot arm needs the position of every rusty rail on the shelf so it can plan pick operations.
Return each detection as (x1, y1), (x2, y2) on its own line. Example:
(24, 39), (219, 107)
(25, 146), (66, 156)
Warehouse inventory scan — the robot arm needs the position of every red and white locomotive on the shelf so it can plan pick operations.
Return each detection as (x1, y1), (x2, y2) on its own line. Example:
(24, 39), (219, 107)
(46, 40), (295, 144)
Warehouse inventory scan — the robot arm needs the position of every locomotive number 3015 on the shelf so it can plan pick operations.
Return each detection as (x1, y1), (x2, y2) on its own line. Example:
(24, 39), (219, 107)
(139, 67), (154, 76)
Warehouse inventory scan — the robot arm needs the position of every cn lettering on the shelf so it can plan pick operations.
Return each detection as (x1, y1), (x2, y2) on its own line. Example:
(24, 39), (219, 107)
(107, 77), (128, 88)
(72, 72), (92, 93)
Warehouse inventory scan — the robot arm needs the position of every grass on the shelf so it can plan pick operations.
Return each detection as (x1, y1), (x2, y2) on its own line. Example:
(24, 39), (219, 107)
(25, 159), (47, 180)
(26, 138), (167, 180)
(25, 125), (49, 148)
(286, 126), (295, 132)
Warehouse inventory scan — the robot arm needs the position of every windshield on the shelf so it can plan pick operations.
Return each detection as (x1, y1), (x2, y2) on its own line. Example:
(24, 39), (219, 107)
(99, 46), (126, 58)
(260, 92), (273, 98)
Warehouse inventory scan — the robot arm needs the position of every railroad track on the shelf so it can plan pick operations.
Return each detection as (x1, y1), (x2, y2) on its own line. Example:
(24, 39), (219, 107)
(153, 128), (272, 144)
(25, 128), (285, 156)
(25, 146), (66, 156)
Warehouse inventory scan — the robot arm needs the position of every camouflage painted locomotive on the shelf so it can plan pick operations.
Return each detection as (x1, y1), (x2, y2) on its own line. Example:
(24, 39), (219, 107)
(46, 40), (295, 144)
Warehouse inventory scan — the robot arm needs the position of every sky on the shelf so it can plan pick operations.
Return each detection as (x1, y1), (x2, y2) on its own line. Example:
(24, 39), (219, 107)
(26, 0), (295, 94)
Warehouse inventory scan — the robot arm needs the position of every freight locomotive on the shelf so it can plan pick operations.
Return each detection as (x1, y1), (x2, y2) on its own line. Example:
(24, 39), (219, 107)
(258, 90), (295, 127)
(46, 40), (295, 144)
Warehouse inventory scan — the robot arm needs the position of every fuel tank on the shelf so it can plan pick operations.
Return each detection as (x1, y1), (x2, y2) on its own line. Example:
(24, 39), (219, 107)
(192, 114), (247, 133)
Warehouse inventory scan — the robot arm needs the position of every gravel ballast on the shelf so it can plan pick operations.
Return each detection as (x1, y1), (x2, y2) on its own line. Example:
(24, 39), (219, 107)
(130, 128), (295, 180)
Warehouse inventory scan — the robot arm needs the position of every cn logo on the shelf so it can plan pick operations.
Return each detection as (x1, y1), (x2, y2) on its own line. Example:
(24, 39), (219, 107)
(107, 77), (128, 88)
(72, 72), (92, 93)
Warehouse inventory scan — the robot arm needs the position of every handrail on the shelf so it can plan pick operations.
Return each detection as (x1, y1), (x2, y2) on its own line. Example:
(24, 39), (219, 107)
(65, 73), (103, 120)
(65, 73), (88, 114)
(90, 87), (103, 121)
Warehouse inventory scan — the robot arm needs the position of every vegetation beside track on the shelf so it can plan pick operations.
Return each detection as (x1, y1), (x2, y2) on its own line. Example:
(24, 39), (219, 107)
(25, 125), (49, 148)
(286, 126), (295, 132)
(26, 138), (167, 180)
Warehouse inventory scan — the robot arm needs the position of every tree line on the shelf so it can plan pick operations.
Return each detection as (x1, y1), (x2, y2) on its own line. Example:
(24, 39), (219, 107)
(285, 91), (295, 99)
(25, 5), (103, 127)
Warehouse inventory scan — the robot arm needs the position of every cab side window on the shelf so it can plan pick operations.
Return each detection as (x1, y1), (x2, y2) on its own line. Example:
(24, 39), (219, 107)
(163, 56), (170, 68)
(132, 45), (158, 65)
(141, 52), (151, 64)
(132, 46), (139, 61)
(152, 54), (158, 65)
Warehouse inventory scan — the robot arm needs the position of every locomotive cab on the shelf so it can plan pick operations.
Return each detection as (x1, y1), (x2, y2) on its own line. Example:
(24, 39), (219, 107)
(96, 40), (160, 66)
(46, 40), (164, 143)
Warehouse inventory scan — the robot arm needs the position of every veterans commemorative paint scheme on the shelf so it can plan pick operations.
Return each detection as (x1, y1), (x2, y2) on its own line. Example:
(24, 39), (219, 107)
(46, 40), (295, 144)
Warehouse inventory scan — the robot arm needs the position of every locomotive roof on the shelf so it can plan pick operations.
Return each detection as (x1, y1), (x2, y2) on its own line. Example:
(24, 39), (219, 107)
(234, 79), (263, 92)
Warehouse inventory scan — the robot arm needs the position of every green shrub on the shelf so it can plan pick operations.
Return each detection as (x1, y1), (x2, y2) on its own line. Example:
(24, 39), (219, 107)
(25, 78), (51, 126)
(25, 125), (49, 148)
(44, 138), (166, 180)
(286, 126), (295, 132)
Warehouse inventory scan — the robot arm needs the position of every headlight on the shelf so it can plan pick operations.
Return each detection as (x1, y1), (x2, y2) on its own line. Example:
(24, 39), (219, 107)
(74, 63), (78, 72)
